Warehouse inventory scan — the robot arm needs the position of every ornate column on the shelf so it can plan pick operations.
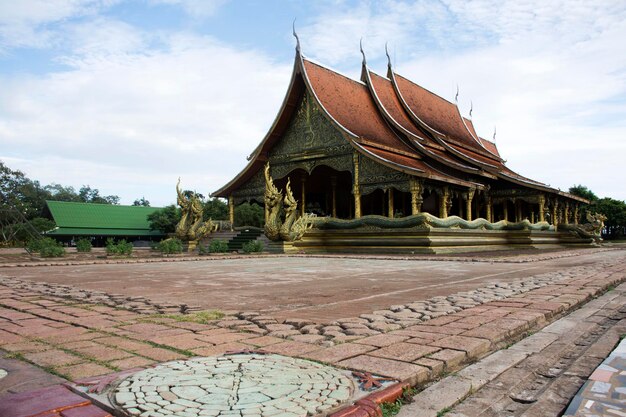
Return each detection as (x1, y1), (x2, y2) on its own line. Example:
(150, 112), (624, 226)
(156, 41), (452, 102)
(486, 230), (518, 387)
(409, 178), (423, 215)
(466, 188), (475, 221)
(552, 199), (559, 227)
(486, 195), (493, 222)
(515, 199), (522, 222)
(538, 194), (545, 222)
(503, 201), (509, 221)
(331, 176), (337, 218)
(353, 152), (361, 219)
(439, 186), (450, 218)
(300, 175), (307, 216)
(228, 195), (235, 230)
(531, 212), (535, 223)
(564, 202), (570, 224)
(574, 204), (579, 225)
(388, 189), (394, 218)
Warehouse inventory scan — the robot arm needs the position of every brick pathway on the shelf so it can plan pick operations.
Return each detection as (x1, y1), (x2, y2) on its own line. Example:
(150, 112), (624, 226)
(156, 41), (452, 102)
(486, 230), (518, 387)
(0, 249), (625, 416)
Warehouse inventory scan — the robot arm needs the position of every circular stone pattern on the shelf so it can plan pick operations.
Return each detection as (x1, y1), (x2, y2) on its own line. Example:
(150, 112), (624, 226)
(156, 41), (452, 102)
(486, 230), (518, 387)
(0, 369), (7, 379)
(113, 354), (354, 417)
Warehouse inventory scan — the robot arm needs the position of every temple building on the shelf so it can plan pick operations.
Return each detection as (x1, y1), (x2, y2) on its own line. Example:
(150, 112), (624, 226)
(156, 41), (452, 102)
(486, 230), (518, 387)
(212, 39), (590, 253)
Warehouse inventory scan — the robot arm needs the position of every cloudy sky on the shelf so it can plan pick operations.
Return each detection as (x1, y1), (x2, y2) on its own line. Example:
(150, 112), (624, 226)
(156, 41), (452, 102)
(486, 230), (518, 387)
(1, 0), (625, 206)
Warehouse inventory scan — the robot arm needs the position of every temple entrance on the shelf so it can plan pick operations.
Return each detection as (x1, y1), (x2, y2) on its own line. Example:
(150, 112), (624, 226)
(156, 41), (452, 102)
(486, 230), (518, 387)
(274, 166), (352, 219)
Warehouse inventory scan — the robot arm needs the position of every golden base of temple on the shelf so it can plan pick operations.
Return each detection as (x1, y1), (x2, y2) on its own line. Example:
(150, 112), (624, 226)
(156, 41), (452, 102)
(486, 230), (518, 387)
(266, 228), (594, 254)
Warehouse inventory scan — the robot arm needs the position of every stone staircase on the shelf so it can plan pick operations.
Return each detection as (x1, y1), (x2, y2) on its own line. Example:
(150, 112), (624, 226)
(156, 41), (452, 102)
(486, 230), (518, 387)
(227, 228), (263, 251)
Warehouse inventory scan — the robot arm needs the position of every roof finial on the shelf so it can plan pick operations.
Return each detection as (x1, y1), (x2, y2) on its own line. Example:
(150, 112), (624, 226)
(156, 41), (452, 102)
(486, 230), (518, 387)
(359, 37), (367, 66)
(292, 18), (300, 53)
(469, 101), (473, 118)
(385, 42), (392, 69)
(493, 126), (497, 142)
(455, 84), (459, 103)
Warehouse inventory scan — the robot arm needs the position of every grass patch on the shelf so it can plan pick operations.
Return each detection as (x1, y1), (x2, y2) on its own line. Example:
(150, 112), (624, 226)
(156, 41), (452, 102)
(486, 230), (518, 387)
(437, 406), (452, 416)
(144, 310), (225, 324)
(380, 386), (418, 417)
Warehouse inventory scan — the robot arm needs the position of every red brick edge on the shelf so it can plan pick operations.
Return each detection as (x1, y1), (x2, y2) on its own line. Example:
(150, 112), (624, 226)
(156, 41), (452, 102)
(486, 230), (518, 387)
(329, 382), (410, 417)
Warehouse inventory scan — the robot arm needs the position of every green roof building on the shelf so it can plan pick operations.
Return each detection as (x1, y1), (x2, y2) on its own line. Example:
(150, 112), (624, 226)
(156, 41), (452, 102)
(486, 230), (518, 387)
(44, 201), (165, 242)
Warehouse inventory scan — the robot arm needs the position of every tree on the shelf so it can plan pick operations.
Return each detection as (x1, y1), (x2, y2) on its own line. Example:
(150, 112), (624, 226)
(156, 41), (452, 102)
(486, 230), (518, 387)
(133, 197), (150, 207)
(595, 197), (626, 239)
(147, 205), (180, 234)
(569, 185), (598, 202)
(45, 183), (80, 202)
(234, 202), (264, 227)
(203, 198), (228, 221)
(78, 185), (120, 205)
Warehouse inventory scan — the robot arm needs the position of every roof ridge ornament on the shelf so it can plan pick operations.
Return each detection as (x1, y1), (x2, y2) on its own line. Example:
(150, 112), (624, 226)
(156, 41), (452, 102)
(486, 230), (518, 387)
(469, 101), (473, 119)
(385, 42), (392, 69)
(359, 37), (367, 66)
(493, 126), (497, 142)
(455, 84), (459, 103)
(292, 18), (301, 53)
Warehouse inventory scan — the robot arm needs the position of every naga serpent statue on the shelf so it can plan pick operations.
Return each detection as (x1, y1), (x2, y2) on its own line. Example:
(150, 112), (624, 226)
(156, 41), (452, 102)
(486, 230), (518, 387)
(558, 212), (607, 243)
(175, 179), (218, 242)
(263, 163), (312, 242)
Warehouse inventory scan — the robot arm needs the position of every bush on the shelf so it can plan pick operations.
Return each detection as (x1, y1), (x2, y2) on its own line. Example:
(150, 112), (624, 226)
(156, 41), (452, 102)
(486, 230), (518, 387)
(242, 240), (263, 253)
(26, 237), (65, 258)
(157, 238), (183, 254)
(75, 238), (92, 253)
(208, 239), (229, 253)
(106, 238), (133, 256)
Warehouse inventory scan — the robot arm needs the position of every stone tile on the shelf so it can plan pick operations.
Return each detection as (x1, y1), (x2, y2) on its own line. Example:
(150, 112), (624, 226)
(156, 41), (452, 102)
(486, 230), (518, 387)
(288, 334), (327, 344)
(461, 326), (509, 344)
(95, 336), (152, 352)
(24, 349), (84, 368)
(108, 356), (156, 370)
(191, 342), (254, 357)
(2, 340), (49, 353)
(370, 343), (440, 363)
(300, 343), (376, 364)
(429, 336), (491, 359)
(197, 331), (256, 345)
(0, 330), (25, 345)
(337, 355), (429, 385)
(72, 345), (133, 361)
(60, 404), (112, 417)
(56, 363), (112, 381)
(354, 334), (409, 348)
(403, 324), (465, 336)
(0, 385), (90, 417)
(428, 349), (467, 371)
(150, 334), (208, 350)
(389, 329), (448, 342)
(139, 347), (187, 362)
(261, 341), (320, 356)
(245, 336), (286, 347)
(414, 358), (445, 377)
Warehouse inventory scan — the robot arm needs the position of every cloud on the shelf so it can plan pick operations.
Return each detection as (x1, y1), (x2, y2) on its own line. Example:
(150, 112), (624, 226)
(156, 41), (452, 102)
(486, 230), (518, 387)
(148, 0), (229, 19)
(0, 28), (291, 205)
(299, 0), (626, 200)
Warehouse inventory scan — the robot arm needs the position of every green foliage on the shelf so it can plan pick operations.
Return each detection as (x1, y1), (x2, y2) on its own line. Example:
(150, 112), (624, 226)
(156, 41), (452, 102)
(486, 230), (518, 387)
(203, 197), (228, 221)
(242, 240), (263, 253)
(208, 239), (229, 253)
(595, 197), (626, 239)
(569, 185), (598, 202)
(27, 237), (65, 258)
(132, 197), (150, 206)
(157, 237), (183, 254)
(106, 238), (133, 256)
(147, 205), (181, 234)
(75, 238), (92, 253)
(234, 202), (264, 227)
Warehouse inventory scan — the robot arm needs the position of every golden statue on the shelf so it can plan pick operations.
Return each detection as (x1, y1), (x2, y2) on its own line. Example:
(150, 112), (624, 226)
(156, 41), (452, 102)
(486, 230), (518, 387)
(263, 163), (312, 242)
(175, 179), (218, 244)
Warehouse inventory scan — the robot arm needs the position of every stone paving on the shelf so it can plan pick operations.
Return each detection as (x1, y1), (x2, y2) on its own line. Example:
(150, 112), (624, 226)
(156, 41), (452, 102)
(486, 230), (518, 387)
(0, 248), (625, 417)
(114, 354), (354, 417)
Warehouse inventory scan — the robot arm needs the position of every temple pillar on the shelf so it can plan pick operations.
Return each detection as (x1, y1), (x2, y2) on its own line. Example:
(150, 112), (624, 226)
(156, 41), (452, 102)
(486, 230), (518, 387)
(439, 186), (450, 218)
(388, 189), (394, 218)
(538, 194), (545, 222)
(531, 212), (535, 223)
(331, 176), (337, 218)
(552, 200), (559, 227)
(574, 204), (579, 225)
(228, 195), (235, 230)
(486, 195), (493, 222)
(300, 175), (306, 216)
(466, 188), (475, 221)
(353, 152), (361, 219)
(564, 202), (570, 224)
(503, 201), (509, 221)
(409, 178), (423, 215)
(515, 200), (522, 222)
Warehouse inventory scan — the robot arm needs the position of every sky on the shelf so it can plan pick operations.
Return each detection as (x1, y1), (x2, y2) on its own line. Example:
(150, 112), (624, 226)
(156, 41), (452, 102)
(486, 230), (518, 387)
(1, 0), (625, 207)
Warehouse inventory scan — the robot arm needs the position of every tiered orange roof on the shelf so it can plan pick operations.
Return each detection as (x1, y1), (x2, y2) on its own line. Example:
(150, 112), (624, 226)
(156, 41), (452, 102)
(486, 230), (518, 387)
(213, 43), (587, 204)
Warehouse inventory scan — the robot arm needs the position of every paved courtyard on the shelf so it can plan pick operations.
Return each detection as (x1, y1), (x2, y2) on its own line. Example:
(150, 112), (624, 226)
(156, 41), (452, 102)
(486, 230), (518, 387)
(0, 247), (625, 416)
(2, 248), (620, 322)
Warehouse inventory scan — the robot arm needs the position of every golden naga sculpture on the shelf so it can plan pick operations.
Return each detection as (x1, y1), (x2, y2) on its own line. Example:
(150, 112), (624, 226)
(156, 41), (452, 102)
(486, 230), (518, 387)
(559, 211), (607, 243)
(175, 179), (218, 242)
(264, 163), (312, 242)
